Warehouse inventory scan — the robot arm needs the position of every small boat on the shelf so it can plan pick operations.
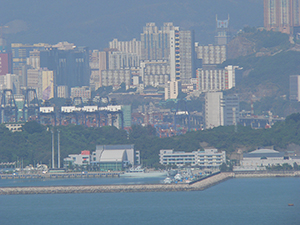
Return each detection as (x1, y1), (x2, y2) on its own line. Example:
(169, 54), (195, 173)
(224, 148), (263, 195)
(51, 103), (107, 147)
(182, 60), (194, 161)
(288, 204), (294, 206)
(167, 169), (178, 176)
(163, 177), (173, 184)
(174, 173), (183, 181)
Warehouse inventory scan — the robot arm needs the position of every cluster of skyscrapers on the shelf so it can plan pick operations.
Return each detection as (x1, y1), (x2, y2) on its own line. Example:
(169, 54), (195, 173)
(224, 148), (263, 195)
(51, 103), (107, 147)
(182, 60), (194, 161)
(0, 41), (90, 101)
(0, 19), (237, 103)
(89, 21), (237, 101)
(0, 17), (245, 130)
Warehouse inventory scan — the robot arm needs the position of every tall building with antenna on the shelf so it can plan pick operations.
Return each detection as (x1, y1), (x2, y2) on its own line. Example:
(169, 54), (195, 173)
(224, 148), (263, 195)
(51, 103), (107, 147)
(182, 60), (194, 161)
(215, 15), (230, 45)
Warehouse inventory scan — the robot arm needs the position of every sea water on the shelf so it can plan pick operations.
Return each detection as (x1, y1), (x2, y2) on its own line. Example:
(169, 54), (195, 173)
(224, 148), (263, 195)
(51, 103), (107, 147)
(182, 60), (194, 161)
(0, 176), (163, 187)
(0, 177), (299, 225)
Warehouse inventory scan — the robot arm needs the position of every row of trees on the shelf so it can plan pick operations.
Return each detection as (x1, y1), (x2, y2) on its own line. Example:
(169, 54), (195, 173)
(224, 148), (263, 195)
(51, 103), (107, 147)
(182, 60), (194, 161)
(1, 113), (300, 168)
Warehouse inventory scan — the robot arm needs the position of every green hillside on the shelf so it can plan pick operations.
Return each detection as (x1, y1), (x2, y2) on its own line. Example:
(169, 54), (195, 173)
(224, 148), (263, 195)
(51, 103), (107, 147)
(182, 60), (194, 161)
(223, 29), (300, 116)
(225, 30), (300, 95)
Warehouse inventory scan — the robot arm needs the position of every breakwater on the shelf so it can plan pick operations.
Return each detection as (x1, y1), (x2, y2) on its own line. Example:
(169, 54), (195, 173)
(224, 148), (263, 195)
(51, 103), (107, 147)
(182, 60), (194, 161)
(1, 171), (299, 195)
(0, 172), (234, 195)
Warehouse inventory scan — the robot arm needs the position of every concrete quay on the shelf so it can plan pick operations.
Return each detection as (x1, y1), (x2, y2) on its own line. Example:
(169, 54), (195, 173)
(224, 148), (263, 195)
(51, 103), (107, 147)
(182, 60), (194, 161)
(0, 172), (234, 195)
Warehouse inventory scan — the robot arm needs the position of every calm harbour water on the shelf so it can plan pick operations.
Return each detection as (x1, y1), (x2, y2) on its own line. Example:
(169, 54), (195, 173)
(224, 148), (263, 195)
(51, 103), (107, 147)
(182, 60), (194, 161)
(0, 177), (299, 225)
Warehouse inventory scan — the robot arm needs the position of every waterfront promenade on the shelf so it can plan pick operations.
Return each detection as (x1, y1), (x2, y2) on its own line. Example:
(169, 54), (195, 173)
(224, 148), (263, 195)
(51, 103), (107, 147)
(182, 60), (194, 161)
(0, 171), (299, 195)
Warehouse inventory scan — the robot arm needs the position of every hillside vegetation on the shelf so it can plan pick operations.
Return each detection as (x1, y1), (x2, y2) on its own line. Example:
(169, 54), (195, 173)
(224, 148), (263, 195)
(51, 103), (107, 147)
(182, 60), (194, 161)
(225, 29), (299, 93)
(224, 29), (300, 116)
(1, 114), (300, 168)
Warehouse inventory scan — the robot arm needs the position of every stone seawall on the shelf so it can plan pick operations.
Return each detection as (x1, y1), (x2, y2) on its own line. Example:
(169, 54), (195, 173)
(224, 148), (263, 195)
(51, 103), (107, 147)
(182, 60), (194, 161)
(234, 171), (300, 178)
(0, 172), (234, 195)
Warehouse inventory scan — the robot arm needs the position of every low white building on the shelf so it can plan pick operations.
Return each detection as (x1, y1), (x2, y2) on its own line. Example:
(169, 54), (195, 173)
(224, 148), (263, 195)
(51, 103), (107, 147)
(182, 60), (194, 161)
(63, 145), (140, 171)
(5, 123), (24, 132)
(91, 145), (140, 171)
(197, 149), (226, 168)
(159, 150), (196, 166)
(238, 149), (300, 170)
(64, 150), (91, 167)
(159, 148), (226, 168)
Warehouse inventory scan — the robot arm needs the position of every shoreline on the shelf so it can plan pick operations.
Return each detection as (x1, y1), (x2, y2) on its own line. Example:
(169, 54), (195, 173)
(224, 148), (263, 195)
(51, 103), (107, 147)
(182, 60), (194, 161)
(0, 171), (299, 195)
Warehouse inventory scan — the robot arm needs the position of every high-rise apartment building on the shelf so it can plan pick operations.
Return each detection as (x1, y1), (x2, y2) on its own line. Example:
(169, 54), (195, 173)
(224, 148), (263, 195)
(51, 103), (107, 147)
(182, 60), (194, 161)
(197, 69), (226, 92)
(264, 0), (300, 34)
(224, 94), (240, 126)
(178, 30), (196, 83)
(196, 65), (241, 92)
(28, 49), (41, 69)
(109, 38), (142, 57)
(205, 92), (224, 129)
(141, 23), (177, 61)
(89, 50), (108, 91)
(141, 23), (195, 84)
(40, 44), (90, 94)
(290, 75), (300, 101)
(0, 73), (20, 94)
(98, 51), (107, 88)
(101, 69), (132, 87)
(11, 42), (89, 95)
(25, 68), (55, 100)
(57, 85), (69, 98)
(11, 43), (47, 85)
(108, 52), (140, 70)
(70, 86), (91, 100)
(205, 92), (240, 129)
(0, 38), (12, 76)
(27, 68), (42, 98)
(169, 27), (180, 82)
(195, 44), (226, 65)
(165, 80), (181, 100)
(215, 15), (231, 45)
(90, 50), (100, 91)
(140, 60), (170, 87)
(0, 53), (12, 76)
(42, 70), (54, 100)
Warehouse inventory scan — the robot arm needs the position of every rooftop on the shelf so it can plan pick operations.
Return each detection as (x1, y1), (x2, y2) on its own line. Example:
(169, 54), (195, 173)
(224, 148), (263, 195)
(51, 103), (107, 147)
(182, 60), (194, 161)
(249, 149), (279, 154)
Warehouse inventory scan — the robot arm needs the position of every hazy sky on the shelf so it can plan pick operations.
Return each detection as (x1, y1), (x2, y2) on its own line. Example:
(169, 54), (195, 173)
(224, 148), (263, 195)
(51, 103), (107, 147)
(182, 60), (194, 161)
(0, 0), (263, 49)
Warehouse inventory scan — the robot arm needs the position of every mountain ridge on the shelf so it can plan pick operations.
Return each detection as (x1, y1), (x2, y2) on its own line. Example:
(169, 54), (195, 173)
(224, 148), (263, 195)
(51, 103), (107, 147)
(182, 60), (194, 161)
(1, 0), (263, 49)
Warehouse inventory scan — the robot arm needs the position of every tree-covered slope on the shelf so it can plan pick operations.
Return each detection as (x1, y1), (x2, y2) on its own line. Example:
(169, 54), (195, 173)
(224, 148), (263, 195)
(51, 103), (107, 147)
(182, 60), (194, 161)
(0, 122), (129, 166)
(224, 30), (300, 114)
(2, 115), (300, 168)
